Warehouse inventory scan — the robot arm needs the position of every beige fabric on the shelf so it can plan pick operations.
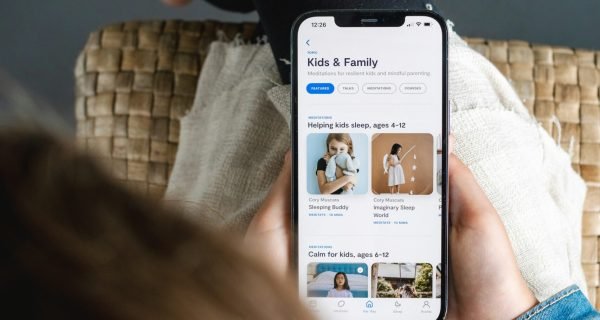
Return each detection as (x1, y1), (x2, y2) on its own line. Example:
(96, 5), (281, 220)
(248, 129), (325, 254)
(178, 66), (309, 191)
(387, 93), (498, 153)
(166, 30), (587, 300)
(447, 31), (587, 300)
(164, 42), (289, 232)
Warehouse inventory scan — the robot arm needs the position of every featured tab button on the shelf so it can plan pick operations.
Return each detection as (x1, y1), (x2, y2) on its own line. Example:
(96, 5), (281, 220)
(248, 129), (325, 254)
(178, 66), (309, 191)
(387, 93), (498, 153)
(307, 83), (335, 94)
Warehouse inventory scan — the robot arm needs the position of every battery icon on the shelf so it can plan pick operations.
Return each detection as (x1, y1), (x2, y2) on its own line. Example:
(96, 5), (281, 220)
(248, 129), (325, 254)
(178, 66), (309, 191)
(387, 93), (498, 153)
(424, 22), (431, 26)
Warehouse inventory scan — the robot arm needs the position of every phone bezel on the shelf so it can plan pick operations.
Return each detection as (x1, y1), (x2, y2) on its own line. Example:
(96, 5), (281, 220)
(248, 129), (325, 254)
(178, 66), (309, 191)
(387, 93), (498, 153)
(290, 10), (449, 319)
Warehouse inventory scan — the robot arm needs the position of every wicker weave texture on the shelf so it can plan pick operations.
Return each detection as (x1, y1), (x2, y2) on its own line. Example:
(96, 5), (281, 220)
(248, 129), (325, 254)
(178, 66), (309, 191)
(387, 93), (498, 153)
(75, 21), (600, 307)
(74, 20), (256, 197)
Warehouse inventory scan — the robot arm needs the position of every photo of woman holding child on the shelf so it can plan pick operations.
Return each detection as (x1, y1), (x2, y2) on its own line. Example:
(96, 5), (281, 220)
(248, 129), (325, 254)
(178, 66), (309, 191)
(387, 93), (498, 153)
(307, 133), (368, 195)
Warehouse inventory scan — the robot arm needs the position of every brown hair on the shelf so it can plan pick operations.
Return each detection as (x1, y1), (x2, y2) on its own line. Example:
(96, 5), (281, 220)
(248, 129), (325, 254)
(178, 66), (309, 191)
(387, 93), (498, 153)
(0, 129), (312, 320)
(325, 133), (354, 156)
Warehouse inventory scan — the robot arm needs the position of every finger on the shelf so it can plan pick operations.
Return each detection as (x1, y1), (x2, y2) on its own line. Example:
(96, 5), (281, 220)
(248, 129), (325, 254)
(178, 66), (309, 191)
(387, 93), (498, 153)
(448, 154), (497, 230)
(448, 133), (455, 154)
(249, 151), (291, 232)
(447, 155), (537, 318)
(162, 0), (192, 7)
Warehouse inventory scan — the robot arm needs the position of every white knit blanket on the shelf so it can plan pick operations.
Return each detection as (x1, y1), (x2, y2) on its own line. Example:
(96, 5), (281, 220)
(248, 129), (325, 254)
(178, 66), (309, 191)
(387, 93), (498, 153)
(165, 31), (587, 300)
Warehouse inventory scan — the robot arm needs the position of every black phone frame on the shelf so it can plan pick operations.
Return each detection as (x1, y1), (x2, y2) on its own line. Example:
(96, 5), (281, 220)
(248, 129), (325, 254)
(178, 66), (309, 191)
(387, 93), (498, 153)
(291, 10), (449, 319)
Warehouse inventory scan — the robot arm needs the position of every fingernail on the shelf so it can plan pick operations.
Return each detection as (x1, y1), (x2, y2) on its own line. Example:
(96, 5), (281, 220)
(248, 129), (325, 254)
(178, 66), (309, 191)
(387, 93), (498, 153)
(449, 134), (455, 154)
(284, 150), (292, 163)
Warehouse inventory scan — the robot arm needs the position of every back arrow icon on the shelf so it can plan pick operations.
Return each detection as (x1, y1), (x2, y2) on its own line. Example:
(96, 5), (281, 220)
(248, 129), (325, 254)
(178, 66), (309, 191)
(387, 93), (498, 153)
(306, 39), (310, 46)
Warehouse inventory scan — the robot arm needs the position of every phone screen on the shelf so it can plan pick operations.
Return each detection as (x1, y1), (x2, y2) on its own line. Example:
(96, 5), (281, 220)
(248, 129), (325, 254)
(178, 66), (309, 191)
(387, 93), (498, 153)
(292, 11), (447, 319)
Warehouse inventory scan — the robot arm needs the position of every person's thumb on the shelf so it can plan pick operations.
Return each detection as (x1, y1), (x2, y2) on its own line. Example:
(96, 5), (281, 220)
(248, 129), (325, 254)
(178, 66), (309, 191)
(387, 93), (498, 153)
(448, 153), (498, 230)
(248, 151), (291, 232)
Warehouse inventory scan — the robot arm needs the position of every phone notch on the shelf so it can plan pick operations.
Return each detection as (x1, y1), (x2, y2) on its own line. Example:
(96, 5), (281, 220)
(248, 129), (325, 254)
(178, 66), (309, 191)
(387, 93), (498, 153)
(335, 12), (405, 27)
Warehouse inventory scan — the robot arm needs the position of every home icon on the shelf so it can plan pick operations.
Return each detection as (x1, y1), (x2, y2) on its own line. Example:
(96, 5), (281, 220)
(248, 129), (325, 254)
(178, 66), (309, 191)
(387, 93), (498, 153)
(365, 300), (374, 308)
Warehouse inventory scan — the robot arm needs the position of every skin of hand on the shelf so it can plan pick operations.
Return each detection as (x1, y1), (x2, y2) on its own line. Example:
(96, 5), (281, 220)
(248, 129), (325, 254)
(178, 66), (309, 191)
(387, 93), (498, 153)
(342, 182), (353, 192)
(446, 135), (537, 319)
(244, 151), (293, 278)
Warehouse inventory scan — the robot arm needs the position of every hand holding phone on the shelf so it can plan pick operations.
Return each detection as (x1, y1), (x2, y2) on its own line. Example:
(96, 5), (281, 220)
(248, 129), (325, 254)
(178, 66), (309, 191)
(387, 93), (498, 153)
(445, 151), (538, 319)
(244, 141), (537, 319)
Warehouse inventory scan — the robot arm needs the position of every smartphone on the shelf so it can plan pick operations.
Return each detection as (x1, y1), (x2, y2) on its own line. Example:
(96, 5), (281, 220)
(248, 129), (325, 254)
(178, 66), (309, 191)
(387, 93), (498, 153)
(291, 10), (448, 319)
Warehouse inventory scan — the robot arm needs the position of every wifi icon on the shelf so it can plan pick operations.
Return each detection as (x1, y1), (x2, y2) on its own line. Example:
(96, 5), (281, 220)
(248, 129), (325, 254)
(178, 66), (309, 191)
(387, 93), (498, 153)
(416, 22), (422, 26)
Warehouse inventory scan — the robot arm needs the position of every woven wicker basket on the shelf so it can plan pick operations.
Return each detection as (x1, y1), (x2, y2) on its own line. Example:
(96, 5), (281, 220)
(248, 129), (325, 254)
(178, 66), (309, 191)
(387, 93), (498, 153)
(74, 20), (600, 307)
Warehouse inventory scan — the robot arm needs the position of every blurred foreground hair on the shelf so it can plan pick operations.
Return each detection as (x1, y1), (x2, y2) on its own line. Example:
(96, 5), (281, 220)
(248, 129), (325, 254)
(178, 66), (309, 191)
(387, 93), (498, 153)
(0, 129), (311, 320)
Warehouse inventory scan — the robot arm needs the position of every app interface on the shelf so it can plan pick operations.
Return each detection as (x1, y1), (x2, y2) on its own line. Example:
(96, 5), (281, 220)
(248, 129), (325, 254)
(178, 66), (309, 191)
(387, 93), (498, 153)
(296, 15), (445, 319)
